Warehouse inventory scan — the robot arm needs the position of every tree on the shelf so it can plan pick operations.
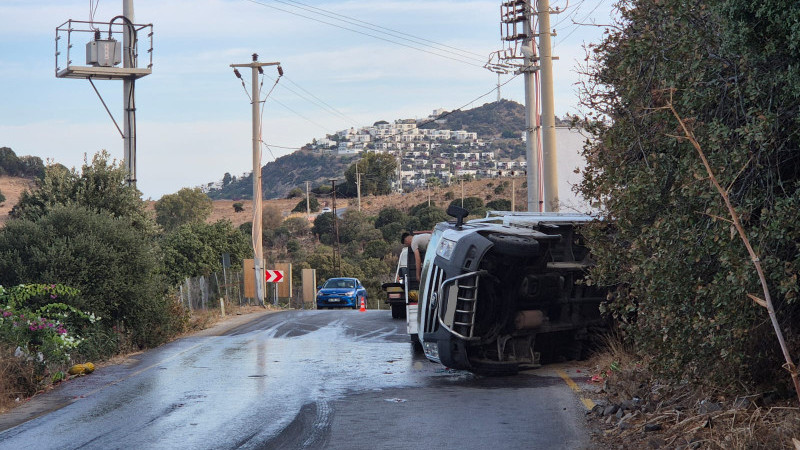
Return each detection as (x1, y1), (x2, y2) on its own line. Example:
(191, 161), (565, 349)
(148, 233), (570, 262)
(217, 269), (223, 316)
(233, 202), (244, 213)
(160, 220), (250, 285)
(222, 172), (232, 186)
(0, 188), (5, 204)
(487, 199), (511, 211)
(292, 196), (319, 213)
(375, 207), (407, 229)
(12, 152), (151, 227)
(577, 0), (800, 390)
(286, 187), (304, 198)
(154, 187), (213, 231)
(311, 212), (335, 244)
(342, 152), (397, 196)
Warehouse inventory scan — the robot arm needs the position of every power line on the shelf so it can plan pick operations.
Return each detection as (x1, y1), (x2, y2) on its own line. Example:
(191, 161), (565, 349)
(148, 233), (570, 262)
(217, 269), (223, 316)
(242, 0), (486, 68)
(275, 75), (361, 127)
(553, 0), (608, 47)
(275, 0), (488, 62)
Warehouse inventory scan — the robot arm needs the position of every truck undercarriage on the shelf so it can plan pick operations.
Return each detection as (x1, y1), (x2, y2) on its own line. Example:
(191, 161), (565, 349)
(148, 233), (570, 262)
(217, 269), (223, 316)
(418, 210), (607, 374)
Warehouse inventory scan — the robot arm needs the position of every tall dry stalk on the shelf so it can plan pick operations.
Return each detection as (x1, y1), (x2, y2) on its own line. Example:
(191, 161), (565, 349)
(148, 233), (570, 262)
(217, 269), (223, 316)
(660, 93), (800, 406)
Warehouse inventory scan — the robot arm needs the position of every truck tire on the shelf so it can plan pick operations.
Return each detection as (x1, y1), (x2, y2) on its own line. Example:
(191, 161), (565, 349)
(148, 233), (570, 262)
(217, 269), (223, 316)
(486, 233), (539, 257)
(391, 304), (406, 319)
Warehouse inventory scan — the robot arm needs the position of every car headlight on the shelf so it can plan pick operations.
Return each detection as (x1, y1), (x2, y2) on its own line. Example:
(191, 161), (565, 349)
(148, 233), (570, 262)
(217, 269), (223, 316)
(436, 238), (457, 260)
(344, 290), (355, 297)
(316, 290), (323, 297)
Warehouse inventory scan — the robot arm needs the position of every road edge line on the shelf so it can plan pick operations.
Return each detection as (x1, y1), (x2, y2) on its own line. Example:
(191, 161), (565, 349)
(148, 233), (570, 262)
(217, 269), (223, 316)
(555, 368), (596, 411)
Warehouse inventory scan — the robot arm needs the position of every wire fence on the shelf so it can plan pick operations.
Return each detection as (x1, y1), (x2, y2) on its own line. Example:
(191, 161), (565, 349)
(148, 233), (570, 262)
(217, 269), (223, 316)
(177, 271), (246, 311)
(176, 272), (389, 311)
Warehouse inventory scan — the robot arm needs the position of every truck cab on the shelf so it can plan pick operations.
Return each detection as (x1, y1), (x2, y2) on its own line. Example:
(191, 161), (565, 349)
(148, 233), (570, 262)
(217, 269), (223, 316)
(414, 208), (606, 374)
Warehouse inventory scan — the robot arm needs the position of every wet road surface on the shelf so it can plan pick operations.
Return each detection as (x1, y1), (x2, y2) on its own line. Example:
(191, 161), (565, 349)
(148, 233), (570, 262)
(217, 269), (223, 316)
(0, 310), (593, 449)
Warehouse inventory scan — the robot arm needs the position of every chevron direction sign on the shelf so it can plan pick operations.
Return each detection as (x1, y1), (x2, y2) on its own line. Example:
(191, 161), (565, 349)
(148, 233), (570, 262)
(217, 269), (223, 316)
(265, 270), (284, 283)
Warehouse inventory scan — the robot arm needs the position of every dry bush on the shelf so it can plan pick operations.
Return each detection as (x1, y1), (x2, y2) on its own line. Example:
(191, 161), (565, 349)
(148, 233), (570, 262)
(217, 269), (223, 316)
(0, 345), (40, 414)
(588, 335), (800, 449)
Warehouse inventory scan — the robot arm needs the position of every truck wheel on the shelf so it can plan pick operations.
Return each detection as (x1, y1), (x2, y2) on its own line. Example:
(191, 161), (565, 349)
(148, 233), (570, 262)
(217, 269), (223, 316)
(486, 233), (539, 257)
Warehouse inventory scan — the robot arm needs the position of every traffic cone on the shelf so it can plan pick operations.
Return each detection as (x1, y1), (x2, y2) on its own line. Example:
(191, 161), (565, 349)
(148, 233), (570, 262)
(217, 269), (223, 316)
(359, 296), (366, 312)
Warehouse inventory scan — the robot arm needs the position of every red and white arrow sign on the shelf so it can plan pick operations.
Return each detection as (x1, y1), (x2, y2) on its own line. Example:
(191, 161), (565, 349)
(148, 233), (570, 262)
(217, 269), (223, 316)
(265, 270), (284, 283)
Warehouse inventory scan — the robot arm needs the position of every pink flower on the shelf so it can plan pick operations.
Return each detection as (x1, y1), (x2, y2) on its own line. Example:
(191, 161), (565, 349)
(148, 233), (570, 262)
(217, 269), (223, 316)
(50, 294), (57, 299)
(2, 311), (11, 317)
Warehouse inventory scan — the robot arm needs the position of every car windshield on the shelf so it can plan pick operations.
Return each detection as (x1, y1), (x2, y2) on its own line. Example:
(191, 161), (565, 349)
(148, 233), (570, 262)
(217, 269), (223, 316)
(324, 279), (355, 289)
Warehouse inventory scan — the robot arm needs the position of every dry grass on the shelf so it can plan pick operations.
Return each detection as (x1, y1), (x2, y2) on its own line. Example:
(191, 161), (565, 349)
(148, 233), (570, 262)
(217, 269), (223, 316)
(2, 175), (524, 229)
(0, 345), (41, 414)
(0, 176), (35, 223)
(587, 335), (800, 449)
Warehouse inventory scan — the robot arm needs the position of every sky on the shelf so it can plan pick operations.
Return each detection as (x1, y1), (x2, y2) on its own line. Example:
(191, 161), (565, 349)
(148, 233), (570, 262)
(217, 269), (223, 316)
(0, 0), (617, 200)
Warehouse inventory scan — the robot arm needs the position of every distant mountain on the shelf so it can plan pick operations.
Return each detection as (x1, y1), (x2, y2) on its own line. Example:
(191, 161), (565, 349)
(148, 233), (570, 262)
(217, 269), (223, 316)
(420, 99), (526, 137)
(207, 149), (353, 200)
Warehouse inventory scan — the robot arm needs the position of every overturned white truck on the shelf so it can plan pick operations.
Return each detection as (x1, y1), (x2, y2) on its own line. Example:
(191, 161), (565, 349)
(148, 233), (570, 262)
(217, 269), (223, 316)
(412, 206), (607, 374)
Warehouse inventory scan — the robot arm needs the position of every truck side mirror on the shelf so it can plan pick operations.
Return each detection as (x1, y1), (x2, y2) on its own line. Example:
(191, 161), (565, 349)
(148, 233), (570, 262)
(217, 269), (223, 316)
(447, 204), (469, 229)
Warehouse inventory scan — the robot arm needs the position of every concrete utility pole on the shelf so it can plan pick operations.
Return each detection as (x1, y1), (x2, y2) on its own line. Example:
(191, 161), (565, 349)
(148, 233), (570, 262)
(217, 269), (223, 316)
(537, 0), (559, 212)
(230, 54), (281, 306)
(511, 177), (516, 212)
(305, 181), (311, 216)
(522, 2), (541, 212)
(330, 179), (341, 277)
(460, 177), (465, 207)
(355, 162), (362, 212)
(123, 0), (136, 186)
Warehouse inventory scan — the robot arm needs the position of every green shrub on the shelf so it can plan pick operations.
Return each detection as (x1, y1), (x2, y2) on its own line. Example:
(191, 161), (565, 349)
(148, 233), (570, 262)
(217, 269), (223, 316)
(0, 206), (172, 348)
(578, 0), (800, 391)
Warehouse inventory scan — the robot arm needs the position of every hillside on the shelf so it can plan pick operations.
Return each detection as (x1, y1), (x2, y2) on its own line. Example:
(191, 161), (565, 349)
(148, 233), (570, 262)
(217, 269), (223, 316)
(205, 100), (540, 201)
(420, 99), (527, 137)
(204, 177), (526, 228)
(2, 175), (518, 229)
(207, 149), (354, 201)
(0, 176), (36, 223)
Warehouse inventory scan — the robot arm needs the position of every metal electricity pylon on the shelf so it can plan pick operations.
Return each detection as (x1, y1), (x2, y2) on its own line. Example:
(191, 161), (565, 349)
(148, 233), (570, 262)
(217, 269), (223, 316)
(55, 0), (153, 187)
(486, 0), (561, 212)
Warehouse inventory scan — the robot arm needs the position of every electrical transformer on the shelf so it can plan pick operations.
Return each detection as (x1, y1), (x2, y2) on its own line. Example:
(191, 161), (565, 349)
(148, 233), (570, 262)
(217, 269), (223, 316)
(86, 39), (121, 67)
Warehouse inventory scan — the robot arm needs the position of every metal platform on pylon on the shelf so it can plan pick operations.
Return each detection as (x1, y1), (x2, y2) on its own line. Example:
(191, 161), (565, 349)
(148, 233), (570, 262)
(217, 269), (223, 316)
(55, 19), (153, 80)
(56, 65), (152, 80)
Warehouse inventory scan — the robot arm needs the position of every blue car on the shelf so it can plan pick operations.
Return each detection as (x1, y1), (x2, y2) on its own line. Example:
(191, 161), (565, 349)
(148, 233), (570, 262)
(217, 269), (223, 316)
(316, 277), (367, 309)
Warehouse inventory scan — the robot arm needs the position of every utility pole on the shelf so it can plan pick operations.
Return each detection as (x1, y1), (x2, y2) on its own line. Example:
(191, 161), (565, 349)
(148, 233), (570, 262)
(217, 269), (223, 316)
(355, 162), (362, 212)
(230, 54), (281, 307)
(330, 179), (341, 277)
(122, 0), (136, 186)
(511, 177), (516, 212)
(521, 2), (541, 212)
(460, 177), (465, 207)
(305, 181), (311, 216)
(537, 0), (559, 212)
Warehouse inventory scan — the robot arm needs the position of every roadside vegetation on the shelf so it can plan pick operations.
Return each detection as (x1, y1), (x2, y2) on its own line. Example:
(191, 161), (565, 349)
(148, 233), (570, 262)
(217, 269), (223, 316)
(0, 151), (252, 412)
(578, 0), (800, 447)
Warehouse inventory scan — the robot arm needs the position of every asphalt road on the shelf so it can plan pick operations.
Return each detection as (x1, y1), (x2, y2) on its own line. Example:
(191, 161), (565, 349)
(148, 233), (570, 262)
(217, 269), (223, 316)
(0, 310), (595, 449)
